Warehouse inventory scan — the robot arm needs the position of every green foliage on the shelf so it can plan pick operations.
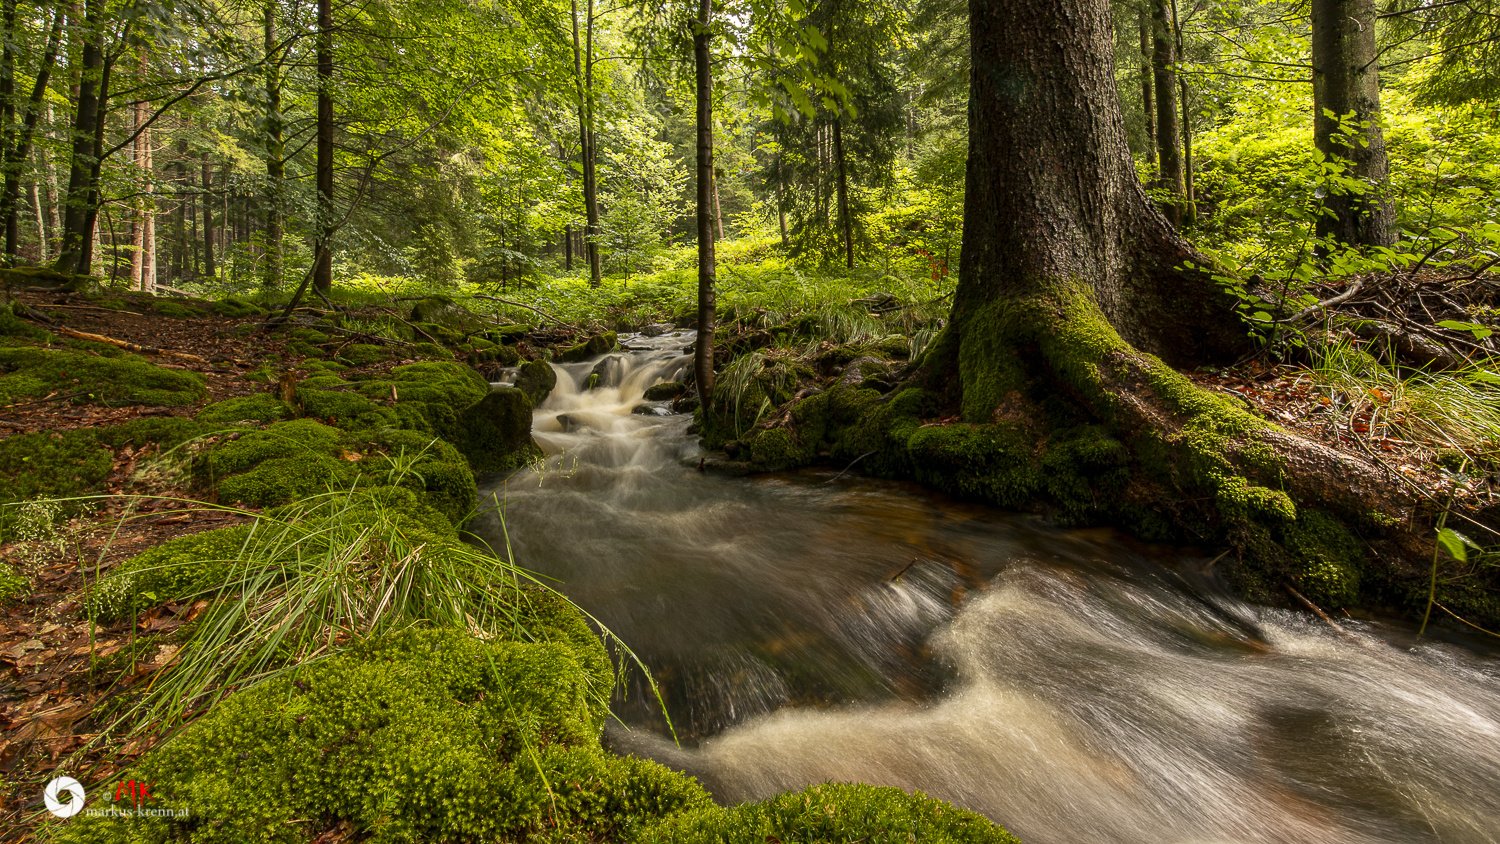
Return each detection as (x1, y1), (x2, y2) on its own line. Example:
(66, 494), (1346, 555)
(0, 561), (27, 602)
(0, 348), (208, 406)
(642, 782), (1019, 844)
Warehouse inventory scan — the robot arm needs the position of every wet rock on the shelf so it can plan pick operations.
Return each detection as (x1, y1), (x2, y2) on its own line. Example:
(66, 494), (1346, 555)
(672, 394), (701, 413)
(556, 413), (577, 432)
(835, 356), (894, 389)
(631, 403), (671, 416)
(643, 381), (686, 401)
(513, 359), (556, 406)
(640, 322), (674, 337)
(556, 332), (617, 362)
(589, 355), (627, 389)
(460, 387), (542, 475)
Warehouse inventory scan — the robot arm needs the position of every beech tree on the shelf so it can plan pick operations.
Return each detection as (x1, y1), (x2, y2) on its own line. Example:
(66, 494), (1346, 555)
(1310, 0), (1393, 248)
(929, 0), (1406, 558)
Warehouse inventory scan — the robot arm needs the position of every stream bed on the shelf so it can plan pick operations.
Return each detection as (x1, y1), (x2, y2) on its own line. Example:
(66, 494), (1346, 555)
(468, 333), (1500, 844)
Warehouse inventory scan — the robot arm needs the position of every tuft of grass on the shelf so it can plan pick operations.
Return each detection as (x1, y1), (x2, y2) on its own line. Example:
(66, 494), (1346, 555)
(1307, 336), (1500, 452)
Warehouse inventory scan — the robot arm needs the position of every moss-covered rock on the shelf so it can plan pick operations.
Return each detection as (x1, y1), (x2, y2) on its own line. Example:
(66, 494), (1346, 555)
(86, 525), (253, 620)
(334, 342), (396, 368)
(514, 359), (556, 406)
(642, 783), (1019, 844)
(0, 347), (207, 406)
(556, 332), (617, 362)
(459, 388), (542, 475)
(644, 381), (687, 401)
(351, 361), (490, 441)
(410, 295), (483, 331)
(149, 299), (200, 319)
(213, 296), (266, 318)
(196, 393), (294, 425)
(58, 628), (710, 844)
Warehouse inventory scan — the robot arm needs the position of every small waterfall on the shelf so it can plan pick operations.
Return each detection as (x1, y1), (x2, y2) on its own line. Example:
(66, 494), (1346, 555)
(472, 334), (1500, 844)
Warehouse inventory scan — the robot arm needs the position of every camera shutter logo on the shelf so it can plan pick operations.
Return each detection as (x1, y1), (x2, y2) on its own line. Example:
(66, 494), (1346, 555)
(44, 776), (86, 818)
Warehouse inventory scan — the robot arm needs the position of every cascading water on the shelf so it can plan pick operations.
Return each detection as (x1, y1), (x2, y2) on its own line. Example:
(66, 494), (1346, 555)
(469, 334), (1500, 844)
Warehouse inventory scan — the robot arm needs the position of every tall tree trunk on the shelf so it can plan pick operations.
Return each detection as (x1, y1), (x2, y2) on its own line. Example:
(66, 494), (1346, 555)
(712, 167), (724, 241)
(130, 95), (145, 291)
(572, 0), (602, 287)
(564, 223), (573, 270)
(1151, 0), (1183, 225)
(141, 128), (154, 293)
(43, 103), (58, 247)
(1310, 0), (1393, 248)
(56, 0), (104, 274)
(776, 167), (789, 249)
(1138, 2), (1156, 170)
(833, 117), (853, 269)
(263, 0), (284, 288)
(30, 174), (44, 260)
(693, 0), (716, 399)
(313, 0), (334, 296)
(4, 8), (61, 262)
(1180, 75), (1195, 224)
(201, 155), (216, 280)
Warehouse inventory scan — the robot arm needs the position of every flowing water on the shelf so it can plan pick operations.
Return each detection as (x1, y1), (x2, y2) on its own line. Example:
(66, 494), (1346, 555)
(469, 335), (1500, 844)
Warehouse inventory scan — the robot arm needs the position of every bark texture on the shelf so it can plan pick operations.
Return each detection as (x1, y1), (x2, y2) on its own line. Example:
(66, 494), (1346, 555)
(1310, 0), (1394, 248)
(313, 0), (334, 296)
(693, 0), (716, 398)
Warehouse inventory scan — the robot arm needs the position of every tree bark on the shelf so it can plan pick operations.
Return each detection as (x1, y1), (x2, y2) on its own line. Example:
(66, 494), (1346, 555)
(572, 0), (602, 287)
(1151, 0), (1183, 225)
(201, 155), (216, 280)
(4, 8), (61, 262)
(55, 0), (104, 275)
(833, 117), (853, 269)
(313, 0), (334, 296)
(1310, 0), (1394, 248)
(263, 0), (284, 288)
(693, 0), (716, 399)
(1138, 2), (1156, 170)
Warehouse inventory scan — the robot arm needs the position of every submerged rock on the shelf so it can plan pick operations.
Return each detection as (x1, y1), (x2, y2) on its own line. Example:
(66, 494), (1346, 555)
(644, 380), (687, 401)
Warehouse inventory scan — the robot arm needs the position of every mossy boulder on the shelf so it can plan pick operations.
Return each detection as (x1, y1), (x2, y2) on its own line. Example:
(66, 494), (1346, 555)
(556, 332), (617, 362)
(196, 393), (294, 426)
(86, 525), (253, 620)
(642, 782), (1019, 844)
(294, 375), (392, 428)
(58, 628), (710, 844)
(150, 299), (200, 319)
(351, 361), (489, 437)
(644, 381), (687, 401)
(513, 359), (556, 406)
(0, 347), (208, 406)
(334, 342), (397, 368)
(459, 387), (542, 475)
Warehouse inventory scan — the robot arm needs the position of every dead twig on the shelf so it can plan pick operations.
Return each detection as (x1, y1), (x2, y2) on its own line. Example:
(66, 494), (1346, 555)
(53, 328), (215, 365)
(470, 295), (570, 327)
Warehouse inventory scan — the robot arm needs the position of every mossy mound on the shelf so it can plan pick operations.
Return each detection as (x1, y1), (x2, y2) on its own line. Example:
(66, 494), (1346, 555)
(86, 525), (253, 620)
(334, 342), (397, 368)
(461, 387), (542, 475)
(196, 393), (294, 425)
(195, 420), (477, 526)
(149, 299), (202, 319)
(0, 306), (50, 342)
(642, 782), (1019, 844)
(57, 628), (710, 844)
(556, 332), (617, 362)
(0, 347), (208, 406)
(212, 296), (266, 318)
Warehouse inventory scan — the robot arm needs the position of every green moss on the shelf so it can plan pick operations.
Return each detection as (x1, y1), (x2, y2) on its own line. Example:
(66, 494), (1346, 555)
(907, 423), (1041, 508)
(197, 394), (293, 425)
(1040, 425), (1130, 522)
(0, 306), (49, 340)
(410, 341), (454, 359)
(94, 297), (128, 311)
(0, 429), (114, 510)
(0, 347), (207, 406)
(1281, 510), (1363, 608)
(149, 300), (199, 319)
(59, 628), (709, 844)
(335, 342), (395, 367)
(287, 327), (331, 344)
(294, 378), (386, 426)
(352, 361), (490, 441)
(86, 526), (252, 621)
(642, 783), (1019, 844)
(556, 332), (617, 362)
(747, 428), (809, 469)
(212, 296), (266, 318)
(644, 381), (687, 401)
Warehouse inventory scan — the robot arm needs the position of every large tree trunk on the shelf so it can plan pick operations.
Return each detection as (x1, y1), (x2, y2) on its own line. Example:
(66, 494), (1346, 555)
(313, 0), (334, 296)
(4, 8), (61, 262)
(693, 0), (716, 398)
(572, 0), (602, 287)
(1311, 0), (1394, 248)
(201, 155), (216, 280)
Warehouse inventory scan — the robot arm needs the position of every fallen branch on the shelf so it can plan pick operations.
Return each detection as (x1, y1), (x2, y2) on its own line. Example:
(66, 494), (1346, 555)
(45, 303), (145, 317)
(54, 327), (213, 365)
(469, 295), (570, 327)
(1277, 278), (1365, 324)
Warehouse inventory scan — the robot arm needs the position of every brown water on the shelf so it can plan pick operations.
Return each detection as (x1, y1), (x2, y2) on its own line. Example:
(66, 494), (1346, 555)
(470, 334), (1500, 844)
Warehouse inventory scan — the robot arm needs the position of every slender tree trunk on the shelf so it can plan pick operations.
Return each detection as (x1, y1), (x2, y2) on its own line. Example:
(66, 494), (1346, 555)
(141, 128), (154, 292)
(1139, 2), (1156, 170)
(4, 8), (61, 262)
(693, 0), (716, 398)
(776, 167), (789, 249)
(30, 175), (44, 260)
(77, 49), (113, 276)
(712, 167), (724, 241)
(201, 156), (216, 280)
(263, 0), (284, 287)
(43, 103), (58, 246)
(1151, 0), (1183, 225)
(1310, 0), (1394, 248)
(564, 223), (573, 270)
(833, 117), (853, 269)
(130, 95), (145, 291)
(313, 0), (334, 295)
(571, 0), (602, 287)
(56, 0), (104, 274)
(1180, 76), (1195, 223)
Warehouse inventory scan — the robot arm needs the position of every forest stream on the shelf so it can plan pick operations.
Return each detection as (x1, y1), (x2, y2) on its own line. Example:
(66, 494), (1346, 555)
(468, 334), (1500, 844)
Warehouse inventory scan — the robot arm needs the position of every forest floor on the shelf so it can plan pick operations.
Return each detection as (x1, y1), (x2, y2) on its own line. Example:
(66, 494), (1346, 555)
(3, 272), (1499, 834)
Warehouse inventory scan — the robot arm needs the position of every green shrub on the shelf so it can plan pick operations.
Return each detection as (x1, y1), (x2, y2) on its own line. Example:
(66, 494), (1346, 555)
(642, 782), (1019, 844)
